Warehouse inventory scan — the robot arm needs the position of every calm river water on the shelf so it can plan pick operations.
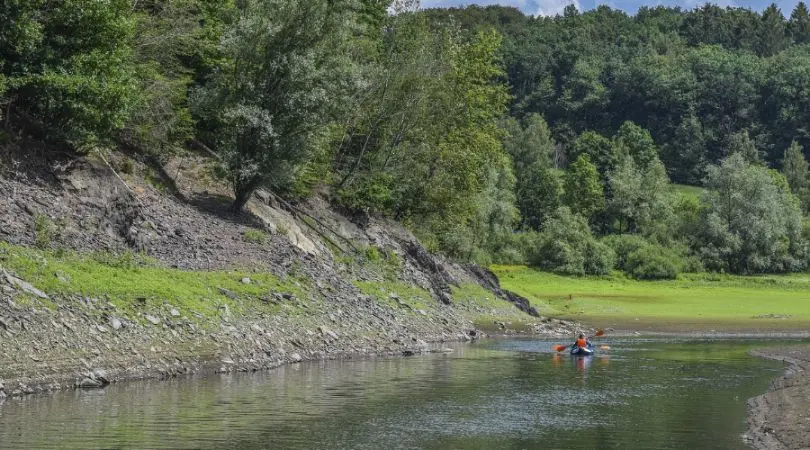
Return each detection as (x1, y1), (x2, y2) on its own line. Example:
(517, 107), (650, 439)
(0, 338), (785, 449)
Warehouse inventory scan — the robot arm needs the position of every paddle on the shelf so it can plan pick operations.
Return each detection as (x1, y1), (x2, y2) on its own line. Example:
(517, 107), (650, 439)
(553, 329), (606, 352)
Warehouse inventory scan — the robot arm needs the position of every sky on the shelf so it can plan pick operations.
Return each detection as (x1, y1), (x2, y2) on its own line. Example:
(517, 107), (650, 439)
(421, 0), (803, 18)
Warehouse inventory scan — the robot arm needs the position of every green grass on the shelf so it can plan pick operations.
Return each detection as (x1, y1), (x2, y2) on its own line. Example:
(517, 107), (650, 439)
(0, 242), (307, 323)
(354, 280), (433, 312)
(673, 183), (706, 200)
(242, 229), (268, 245)
(492, 265), (810, 332)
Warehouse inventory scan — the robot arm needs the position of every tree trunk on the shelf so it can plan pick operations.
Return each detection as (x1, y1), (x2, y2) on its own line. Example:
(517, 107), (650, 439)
(230, 176), (263, 213)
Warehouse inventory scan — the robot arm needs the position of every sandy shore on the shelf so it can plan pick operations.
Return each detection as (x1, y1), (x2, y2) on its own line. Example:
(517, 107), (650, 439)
(746, 345), (810, 449)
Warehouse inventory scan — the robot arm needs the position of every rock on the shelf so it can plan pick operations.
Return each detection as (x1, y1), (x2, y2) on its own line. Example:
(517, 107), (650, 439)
(78, 378), (104, 389)
(144, 314), (161, 325)
(54, 271), (72, 283)
(319, 326), (338, 340)
(2, 271), (49, 299)
(221, 356), (235, 365)
(170, 308), (180, 317)
(92, 369), (109, 384)
(109, 317), (122, 330)
(389, 293), (399, 300)
(241, 277), (252, 285)
(289, 353), (303, 363)
(218, 288), (237, 299)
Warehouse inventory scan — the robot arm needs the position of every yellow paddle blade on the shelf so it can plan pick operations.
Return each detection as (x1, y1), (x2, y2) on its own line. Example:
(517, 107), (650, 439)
(599, 345), (611, 350)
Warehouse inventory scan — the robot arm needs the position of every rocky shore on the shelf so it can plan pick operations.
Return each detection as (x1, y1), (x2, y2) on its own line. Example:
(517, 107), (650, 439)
(0, 147), (579, 400)
(746, 346), (810, 450)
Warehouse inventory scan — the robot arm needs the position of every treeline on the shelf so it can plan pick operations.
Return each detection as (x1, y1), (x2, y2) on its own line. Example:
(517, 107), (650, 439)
(1, 1), (809, 277)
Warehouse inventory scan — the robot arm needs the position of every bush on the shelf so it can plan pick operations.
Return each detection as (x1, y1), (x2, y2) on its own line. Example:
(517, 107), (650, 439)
(602, 234), (649, 270)
(625, 246), (679, 280)
(584, 240), (616, 275)
(528, 207), (615, 275)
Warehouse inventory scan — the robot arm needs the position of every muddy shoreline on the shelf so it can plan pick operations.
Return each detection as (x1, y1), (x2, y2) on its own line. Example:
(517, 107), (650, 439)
(746, 345), (810, 450)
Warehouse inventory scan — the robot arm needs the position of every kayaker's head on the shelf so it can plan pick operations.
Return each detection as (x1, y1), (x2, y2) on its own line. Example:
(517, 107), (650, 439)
(578, 333), (585, 339)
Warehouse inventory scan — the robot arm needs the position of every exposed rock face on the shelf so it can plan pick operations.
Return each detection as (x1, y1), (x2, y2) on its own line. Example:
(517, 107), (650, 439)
(467, 265), (540, 317)
(0, 146), (576, 398)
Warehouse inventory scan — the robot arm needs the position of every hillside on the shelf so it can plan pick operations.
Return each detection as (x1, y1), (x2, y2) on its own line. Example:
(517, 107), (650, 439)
(0, 141), (571, 398)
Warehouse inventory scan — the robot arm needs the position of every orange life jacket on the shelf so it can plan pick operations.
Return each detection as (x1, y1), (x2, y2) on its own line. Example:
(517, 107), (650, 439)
(576, 338), (587, 348)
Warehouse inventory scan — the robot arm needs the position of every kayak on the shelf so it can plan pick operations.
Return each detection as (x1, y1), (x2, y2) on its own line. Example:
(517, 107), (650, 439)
(570, 345), (595, 356)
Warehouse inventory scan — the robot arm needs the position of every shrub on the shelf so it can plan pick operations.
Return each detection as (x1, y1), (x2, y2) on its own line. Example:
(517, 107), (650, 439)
(602, 234), (649, 270)
(625, 246), (679, 280)
(528, 207), (615, 275)
(34, 214), (55, 249)
(584, 240), (616, 275)
(243, 229), (268, 245)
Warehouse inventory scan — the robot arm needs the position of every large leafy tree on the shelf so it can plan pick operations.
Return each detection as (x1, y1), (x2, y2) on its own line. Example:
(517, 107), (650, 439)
(563, 154), (604, 223)
(194, 0), (363, 212)
(697, 153), (807, 274)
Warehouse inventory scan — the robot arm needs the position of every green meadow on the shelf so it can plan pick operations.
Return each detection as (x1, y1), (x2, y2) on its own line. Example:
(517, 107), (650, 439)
(492, 265), (810, 332)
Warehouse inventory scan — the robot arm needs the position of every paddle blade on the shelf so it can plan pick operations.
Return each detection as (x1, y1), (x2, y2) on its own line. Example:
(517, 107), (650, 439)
(594, 329), (605, 337)
(554, 345), (568, 352)
(599, 345), (611, 350)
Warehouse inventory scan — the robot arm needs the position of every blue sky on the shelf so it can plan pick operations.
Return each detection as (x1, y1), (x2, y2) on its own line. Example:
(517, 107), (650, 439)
(421, 0), (803, 18)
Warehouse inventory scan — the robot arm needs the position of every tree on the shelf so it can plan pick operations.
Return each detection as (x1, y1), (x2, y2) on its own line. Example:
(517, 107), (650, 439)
(783, 140), (810, 211)
(193, 0), (361, 212)
(663, 111), (706, 185)
(518, 165), (563, 231)
(607, 155), (673, 237)
(697, 153), (807, 273)
(614, 121), (658, 169)
(570, 131), (615, 178)
(789, 2), (810, 44)
(564, 154), (604, 223)
(758, 3), (790, 57)
(503, 114), (555, 176)
(724, 130), (762, 165)
(528, 207), (615, 276)
(0, 1), (137, 148)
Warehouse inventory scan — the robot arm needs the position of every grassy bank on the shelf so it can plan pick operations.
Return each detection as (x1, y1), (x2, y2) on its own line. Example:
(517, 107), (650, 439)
(493, 265), (810, 332)
(0, 242), (309, 323)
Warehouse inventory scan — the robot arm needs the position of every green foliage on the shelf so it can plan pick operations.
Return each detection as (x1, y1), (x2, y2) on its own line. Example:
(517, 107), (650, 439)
(0, 242), (303, 321)
(625, 245), (679, 280)
(1, 1), (138, 148)
(193, 0), (363, 212)
(528, 207), (615, 275)
(518, 165), (563, 231)
(614, 121), (658, 169)
(243, 229), (268, 245)
(602, 234), (650, 270)
(782, 140), (810, 212)
(697, 153), (808, 273)
(563, 154), (604, 222)
(33, 214), (55, 249)
(570, 131), (615, 177)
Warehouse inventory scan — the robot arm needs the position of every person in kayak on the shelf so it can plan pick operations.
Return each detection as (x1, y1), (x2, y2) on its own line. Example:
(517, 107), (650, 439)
(573, 333), (591, 349)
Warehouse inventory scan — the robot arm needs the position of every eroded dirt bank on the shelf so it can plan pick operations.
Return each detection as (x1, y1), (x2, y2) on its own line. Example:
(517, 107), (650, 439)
(746, 346), (810, 450)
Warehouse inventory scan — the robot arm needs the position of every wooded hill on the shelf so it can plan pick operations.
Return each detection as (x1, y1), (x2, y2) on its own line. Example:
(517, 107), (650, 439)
(1, 1), (809, 278)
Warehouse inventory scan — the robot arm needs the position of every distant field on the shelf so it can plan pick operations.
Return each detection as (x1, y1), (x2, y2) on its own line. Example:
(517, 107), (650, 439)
(672, 183), (706, 200)
(492, 265), (810, 332)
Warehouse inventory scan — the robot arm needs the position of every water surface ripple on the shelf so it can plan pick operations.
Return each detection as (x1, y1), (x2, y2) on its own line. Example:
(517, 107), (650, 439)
(0, 338), (785, 449)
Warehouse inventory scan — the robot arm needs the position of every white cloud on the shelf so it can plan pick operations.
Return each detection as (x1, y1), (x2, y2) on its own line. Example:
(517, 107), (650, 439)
(533, 0), (581, 16)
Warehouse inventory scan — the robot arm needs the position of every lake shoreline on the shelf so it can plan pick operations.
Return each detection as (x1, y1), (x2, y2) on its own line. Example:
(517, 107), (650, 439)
(746, 345), (810, 450)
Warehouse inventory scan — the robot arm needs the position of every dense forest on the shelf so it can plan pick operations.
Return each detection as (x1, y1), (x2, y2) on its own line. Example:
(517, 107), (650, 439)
(1, 1), (810, 277)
